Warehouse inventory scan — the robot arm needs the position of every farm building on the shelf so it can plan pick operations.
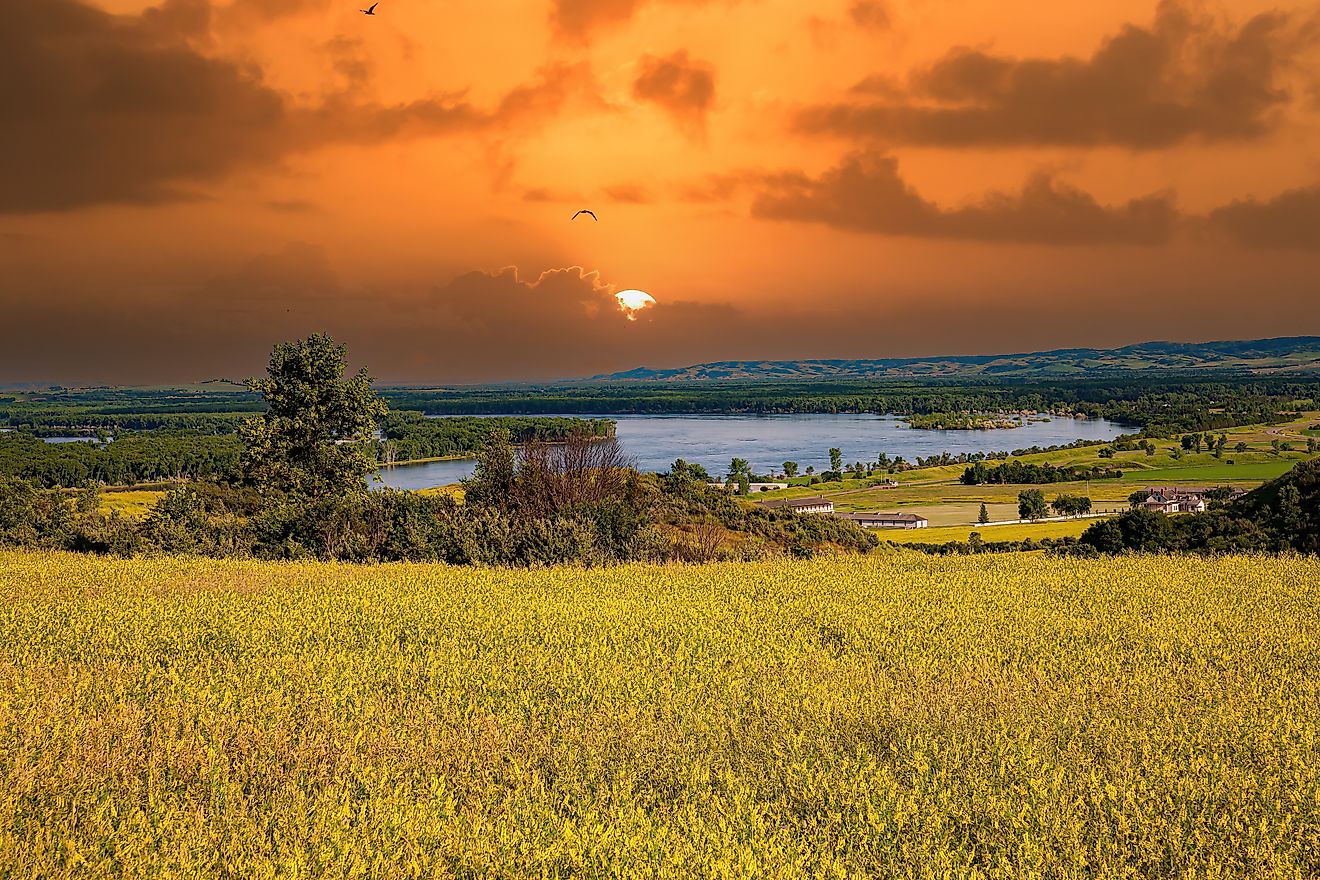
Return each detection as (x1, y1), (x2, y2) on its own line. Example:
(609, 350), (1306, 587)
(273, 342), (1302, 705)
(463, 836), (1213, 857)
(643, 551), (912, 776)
(835, 512), (929, 530)
(757, 497), (836, 514)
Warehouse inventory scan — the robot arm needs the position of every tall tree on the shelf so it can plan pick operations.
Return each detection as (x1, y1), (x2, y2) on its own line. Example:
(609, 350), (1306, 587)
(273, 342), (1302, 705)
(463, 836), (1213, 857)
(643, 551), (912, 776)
(978, 503), (990, 524)
(829, 448), (843, 473)
(782, 461), (799, 478)
(1018, 489), (1048, 522)
(240, 334), (388, 499)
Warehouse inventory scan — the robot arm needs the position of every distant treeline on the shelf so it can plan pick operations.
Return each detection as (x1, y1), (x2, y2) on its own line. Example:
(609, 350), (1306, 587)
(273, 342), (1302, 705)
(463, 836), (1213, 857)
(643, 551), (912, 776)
(0, 416), (617, 487)
(0, 432), (242, 488)
(0, 386), (262, 435)
(379, 414), (615, 463)
(960, 461), (1124, 485)
(380, 378), (1316, 438)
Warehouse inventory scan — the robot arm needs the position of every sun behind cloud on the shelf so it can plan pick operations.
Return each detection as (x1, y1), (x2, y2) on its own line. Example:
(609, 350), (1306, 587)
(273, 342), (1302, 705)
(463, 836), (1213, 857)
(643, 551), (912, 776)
(615, 289), (656, 319)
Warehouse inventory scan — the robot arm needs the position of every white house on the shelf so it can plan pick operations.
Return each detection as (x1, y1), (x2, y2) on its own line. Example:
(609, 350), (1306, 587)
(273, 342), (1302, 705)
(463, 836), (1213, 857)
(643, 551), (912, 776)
(757, 497), (835, 515)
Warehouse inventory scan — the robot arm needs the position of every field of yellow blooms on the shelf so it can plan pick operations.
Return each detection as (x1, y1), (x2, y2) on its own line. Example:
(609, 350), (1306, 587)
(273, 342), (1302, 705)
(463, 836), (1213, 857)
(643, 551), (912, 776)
(1, 550), (1317, 878)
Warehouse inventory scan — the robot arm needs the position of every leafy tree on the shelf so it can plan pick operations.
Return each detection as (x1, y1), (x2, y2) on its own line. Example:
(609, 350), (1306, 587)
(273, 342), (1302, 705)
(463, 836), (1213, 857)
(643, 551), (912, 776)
(1275, 484), (1304, 546)
(1052, 494), (1092, 517)
(829, 448), (843, 473)
(240, 335), (388, 499)
(1018, 489), (1048, 522)
(463, 429), (516, 509)
(1129, 490), (1152, 508)
(977, 503), (990, 524)
(783, 461), (799, 478)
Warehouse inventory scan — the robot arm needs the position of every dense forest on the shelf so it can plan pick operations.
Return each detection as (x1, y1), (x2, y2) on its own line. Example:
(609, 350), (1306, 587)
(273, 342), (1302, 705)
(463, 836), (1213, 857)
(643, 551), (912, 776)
(379, 414), (614, 463)
(0, 432), (242, 488)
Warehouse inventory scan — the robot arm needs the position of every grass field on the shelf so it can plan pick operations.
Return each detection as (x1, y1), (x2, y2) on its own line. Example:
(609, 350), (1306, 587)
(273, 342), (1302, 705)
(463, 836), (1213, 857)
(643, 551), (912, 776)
(1, 550), (1316, 877)
(96, 489), (167, 519)
(1120, 460), (1301, 484)
(881, 518), (1100, 545)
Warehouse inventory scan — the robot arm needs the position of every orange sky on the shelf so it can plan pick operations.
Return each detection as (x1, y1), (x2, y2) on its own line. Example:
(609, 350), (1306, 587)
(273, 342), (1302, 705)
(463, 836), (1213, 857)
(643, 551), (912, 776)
(3, 0), (1319, 382)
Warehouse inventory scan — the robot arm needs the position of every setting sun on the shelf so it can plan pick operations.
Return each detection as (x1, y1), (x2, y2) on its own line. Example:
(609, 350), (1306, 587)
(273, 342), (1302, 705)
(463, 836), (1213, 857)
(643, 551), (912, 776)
(615, 289), (656, 317)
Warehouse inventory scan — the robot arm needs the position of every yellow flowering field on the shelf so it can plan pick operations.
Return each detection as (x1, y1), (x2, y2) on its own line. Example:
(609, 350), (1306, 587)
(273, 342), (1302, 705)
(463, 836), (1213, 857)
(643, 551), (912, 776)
(0, 550), (1317, 878)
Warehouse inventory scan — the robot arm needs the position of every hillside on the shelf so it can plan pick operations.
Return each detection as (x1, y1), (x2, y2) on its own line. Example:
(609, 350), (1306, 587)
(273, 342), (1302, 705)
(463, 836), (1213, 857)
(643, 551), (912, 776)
(592, 336), (1320, 382)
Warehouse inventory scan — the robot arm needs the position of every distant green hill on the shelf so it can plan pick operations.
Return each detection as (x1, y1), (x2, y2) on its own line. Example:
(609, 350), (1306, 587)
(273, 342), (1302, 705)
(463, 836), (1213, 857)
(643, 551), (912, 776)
(592, 337), (1320, 382)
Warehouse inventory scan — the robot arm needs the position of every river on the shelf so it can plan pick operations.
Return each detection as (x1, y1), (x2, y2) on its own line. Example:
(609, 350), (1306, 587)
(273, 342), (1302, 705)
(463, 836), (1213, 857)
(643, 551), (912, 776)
(371, 413), (1127, 492)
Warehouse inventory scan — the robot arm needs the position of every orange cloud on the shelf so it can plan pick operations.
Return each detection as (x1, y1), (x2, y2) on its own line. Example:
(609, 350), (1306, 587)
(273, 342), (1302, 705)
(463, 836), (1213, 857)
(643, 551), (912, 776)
(794, 1), (1298, 148)
(632, 50), (717, 138)
(1207, 185), (1320, 250)
(0, 0), (602, 213)
(751, 153), (1177, 245)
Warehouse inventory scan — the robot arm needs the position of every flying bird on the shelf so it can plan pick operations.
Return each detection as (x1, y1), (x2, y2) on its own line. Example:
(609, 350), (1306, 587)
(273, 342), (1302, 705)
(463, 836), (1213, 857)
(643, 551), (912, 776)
(572, 210), (598, 221)
(360, 2), (378, 14)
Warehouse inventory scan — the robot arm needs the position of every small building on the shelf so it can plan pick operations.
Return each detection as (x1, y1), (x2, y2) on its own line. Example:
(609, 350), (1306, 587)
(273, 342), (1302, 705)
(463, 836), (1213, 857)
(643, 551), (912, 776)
(835, 511), (929, 529)
(757, 496), (835, 515)
(1145, 486), (1231, 514)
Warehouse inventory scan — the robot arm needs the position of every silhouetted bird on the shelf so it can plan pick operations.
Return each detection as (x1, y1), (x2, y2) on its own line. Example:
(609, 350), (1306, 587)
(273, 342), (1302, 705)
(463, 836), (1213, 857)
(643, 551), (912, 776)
(572, 210), (598, 221)
(361, 2), (378, 14)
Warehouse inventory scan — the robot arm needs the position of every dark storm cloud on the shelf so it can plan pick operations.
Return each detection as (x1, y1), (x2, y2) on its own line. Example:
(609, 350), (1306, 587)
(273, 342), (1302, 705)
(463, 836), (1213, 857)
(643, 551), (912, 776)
(0, 1), (601, 213)
(751, 153), (1177, 245)
(632, 51), (717, 137)
(1206, 185), (1320, 250)
(794, 1), (1298, 149)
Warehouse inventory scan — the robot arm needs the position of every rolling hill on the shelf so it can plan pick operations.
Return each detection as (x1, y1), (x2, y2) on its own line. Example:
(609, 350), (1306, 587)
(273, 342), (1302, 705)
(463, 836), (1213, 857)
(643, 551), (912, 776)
(591, 336), (1320, 382)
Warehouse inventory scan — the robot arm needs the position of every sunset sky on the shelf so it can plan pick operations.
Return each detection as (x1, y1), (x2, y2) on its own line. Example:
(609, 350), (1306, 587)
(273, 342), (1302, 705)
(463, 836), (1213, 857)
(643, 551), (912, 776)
(4, 0), (1320, 383)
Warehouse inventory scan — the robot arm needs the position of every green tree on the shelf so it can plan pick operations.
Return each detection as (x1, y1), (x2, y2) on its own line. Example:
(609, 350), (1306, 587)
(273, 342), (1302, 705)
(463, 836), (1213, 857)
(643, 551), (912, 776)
(1275, 484), (1304, 547)
(1018, 489), (1048, 522)
(1053, 494), (1092, 517)
(240, 335), (388, 499)
(829, 448), (843, 473)
(783, 461), (799, 478)
(463, 429), (516, 509)
(977, 503), (990, 524)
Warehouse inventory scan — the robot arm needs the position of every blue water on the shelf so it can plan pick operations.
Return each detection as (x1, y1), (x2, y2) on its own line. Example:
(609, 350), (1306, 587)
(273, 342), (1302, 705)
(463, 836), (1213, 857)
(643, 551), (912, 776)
(371, 413), (1126, 491)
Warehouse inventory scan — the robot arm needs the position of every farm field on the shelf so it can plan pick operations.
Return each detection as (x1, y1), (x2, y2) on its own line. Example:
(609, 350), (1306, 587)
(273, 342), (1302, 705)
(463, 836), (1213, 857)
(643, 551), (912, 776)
(1120, 460), (1300, 484)
(755, 414), (1319, 531)
(880, 518), (1098, 545)
(1, 551), (1317, 877)
(96, 488), (167, 519)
